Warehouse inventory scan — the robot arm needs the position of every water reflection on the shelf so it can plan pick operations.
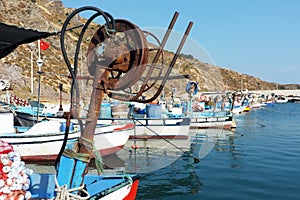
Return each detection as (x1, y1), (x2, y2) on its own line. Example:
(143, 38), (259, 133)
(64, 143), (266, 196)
(101, 128), (241, 173)
(104, 138), (191, 173)
(189, 128), (246, 172)
(136, 154), (203, 199)
(189, 129), (234, 157)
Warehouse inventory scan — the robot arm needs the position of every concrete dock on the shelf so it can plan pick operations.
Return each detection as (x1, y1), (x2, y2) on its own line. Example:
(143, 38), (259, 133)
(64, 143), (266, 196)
(249, 90), (300, 96)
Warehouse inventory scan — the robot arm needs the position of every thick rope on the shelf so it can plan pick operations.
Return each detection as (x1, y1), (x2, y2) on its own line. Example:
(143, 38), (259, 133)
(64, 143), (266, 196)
(54, 176), (90, 200)
(63, 149), (91, 163)
(79, 137), (104, 175)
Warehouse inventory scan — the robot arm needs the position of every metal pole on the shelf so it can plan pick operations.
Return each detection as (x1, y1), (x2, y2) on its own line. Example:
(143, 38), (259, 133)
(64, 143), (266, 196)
(36, 40), (43, 122)
(59, 83), (63, 111)
(31, 51), (33, 94)
(37, 74), (41, 122)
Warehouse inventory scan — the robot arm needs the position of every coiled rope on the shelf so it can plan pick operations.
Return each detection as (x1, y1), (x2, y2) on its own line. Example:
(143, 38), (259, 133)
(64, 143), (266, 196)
(54, 176), (90, 200)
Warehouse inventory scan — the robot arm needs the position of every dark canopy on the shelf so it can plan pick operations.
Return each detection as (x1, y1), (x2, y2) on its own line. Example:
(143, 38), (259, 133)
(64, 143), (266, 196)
(0, 22), (54, 59)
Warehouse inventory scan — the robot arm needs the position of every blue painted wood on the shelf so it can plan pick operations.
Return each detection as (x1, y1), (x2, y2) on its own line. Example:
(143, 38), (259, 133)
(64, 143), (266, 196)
(29, 173), (140, 199)
(70, 159), (88, 189)
(29, 173), (56, 199)
(56, 155), (75, 189)
(56, 139), (78, 188)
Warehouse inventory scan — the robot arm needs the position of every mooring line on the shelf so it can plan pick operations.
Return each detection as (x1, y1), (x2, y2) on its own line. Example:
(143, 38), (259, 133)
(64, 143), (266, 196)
(132, 118), (200, 163)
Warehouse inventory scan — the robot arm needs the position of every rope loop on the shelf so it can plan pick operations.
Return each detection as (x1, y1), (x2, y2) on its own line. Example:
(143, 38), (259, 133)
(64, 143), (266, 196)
(54, 176), (90, 200)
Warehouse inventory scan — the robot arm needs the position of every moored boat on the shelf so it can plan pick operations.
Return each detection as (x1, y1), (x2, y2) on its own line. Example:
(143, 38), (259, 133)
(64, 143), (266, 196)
(93, 116), (191, 139)
(243, 105), (251, 112)
(130, 117), (190, 139)
(92, 101), (191, 139)
(0, 112), (134, 162)
(189, 111), (235, 129)
(287, 95), (300, 103)
(275, 95), (288, 103)
(29, 173), (140, 199)
(184, 85), (236, 130)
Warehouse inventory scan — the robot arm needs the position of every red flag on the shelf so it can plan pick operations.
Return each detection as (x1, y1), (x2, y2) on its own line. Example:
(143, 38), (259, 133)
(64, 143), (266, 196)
(40, 39), (50, 51)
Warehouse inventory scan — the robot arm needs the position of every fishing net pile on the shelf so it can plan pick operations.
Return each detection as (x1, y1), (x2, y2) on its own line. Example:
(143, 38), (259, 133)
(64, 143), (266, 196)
(0, 140), (32, 200)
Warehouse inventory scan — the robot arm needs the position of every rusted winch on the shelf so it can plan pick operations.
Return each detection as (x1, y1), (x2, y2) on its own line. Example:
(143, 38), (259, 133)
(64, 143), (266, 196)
(86, 12), (193, 103)
(87, 19), (149, 91)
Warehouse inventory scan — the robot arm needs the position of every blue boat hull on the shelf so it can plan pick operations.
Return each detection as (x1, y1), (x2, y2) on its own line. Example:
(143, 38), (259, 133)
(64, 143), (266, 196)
(30, 173), (140, 199)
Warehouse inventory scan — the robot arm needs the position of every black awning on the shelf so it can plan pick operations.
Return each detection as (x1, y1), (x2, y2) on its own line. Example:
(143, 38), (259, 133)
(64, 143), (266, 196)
(0, 22), (54, 59)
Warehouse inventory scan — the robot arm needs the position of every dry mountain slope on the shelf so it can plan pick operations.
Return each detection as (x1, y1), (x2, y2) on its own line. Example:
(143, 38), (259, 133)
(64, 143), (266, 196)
(0, 0), (297, 103)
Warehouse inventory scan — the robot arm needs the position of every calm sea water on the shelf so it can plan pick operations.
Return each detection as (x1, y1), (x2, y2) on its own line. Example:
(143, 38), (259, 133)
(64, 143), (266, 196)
(134, 103), (300, 200)
(28, 103), (300, 200)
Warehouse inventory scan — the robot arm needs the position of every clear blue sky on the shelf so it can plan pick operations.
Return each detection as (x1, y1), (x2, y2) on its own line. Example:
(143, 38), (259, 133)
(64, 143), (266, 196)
(62, 0), (300, 84)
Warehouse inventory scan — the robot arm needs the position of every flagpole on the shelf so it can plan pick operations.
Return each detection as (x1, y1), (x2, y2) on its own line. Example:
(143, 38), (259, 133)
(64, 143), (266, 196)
(36, 40), (43, 122)
(38, 40), (41, 61)
(31, 51), (33, 94)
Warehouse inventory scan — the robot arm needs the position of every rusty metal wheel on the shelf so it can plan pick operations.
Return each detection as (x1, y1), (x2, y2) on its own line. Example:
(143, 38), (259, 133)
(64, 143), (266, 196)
(87, 19), (149, 91)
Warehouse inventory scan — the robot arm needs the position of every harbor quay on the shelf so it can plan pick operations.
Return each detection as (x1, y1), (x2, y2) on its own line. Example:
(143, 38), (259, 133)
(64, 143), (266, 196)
(249, 89), (300, 97)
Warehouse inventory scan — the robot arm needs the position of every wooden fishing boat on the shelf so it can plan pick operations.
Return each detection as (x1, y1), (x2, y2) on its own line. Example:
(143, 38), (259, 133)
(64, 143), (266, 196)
(287, 95), (300, 102)
(190, 111), (235, 129)
(0, 112), (134, 162)
(95, 116), (190, 139)
(184, 82), (236, 130)
(29, 173), (140, 199)
(275, 95), (289, 103)
(243, 105), (251, 112)
(130, 117), (190, 139)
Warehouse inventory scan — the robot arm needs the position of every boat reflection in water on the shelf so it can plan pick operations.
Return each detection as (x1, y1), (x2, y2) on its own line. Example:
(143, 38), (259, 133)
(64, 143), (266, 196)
(100, 137), (190, 173)
(189, 128), (236, 160)
(99, 126), (237, 174)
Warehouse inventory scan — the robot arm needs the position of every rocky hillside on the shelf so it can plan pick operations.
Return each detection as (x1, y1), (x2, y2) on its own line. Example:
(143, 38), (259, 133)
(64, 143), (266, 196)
(0, 0), (298, 104)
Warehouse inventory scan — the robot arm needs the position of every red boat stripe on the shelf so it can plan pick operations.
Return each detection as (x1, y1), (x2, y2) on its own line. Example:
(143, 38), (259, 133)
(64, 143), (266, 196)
(123, 180), (139, 200)
(113, 123), (134, 131)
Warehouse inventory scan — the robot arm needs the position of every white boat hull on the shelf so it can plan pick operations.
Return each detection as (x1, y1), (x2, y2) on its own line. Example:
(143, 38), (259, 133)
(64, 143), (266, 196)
(96, 117), (191, 139)
(190, 112), (234, 129)
(190, 119), (234, 129)
(131, 117), (191, 139)
(0, 119), (133, 161)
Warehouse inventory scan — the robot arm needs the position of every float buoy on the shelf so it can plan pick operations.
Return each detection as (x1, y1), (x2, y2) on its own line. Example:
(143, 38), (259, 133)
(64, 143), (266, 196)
(0, 140), (32, 200)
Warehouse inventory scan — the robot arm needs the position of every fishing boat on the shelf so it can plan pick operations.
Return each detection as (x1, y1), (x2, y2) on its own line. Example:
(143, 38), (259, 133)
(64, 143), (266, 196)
(0, 112), (134, 162)
(132, 107), (191, 139)
(29, 173), (140, 199)
(130, 117), (190, 139)
(190, 111), (235, 129)
(243, 105), (251, 112)
(275, 95), (289, 103)
(185, 83), (235, 130)
(287, 95), (300, 103)
(0, 138), (140, 200)
(12, 105), (191, 140)
(95, 103), (191, 139)
(12, 101), (58, 127)
(96, 116), (191, 139)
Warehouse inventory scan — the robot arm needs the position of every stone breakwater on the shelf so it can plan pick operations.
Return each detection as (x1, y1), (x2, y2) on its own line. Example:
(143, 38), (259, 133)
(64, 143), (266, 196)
(249, 90), (300, 96)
